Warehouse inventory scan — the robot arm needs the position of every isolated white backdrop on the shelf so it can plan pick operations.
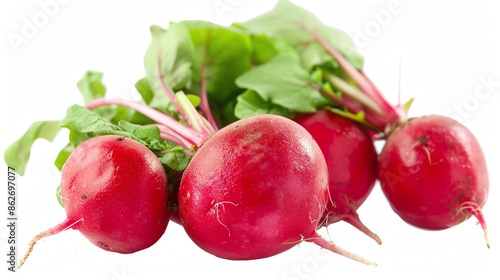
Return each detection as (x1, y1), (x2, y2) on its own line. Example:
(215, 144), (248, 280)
(1, 0), (499, 280)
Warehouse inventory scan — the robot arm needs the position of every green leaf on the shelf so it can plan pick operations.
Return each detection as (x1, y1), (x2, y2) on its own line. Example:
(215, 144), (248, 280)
(235, 53), (332, 113)
(60, 104), (133, 148)
(134, 77), (154, 105)
(325, 107), (378, 131)
(302, 26), (364, 70)
(248, 34), (295, 65)
(60, 104), (124, 137)
(403, 97), (415, 114)
(234, 0), (364, 70)
(186, 94), (201, 108)
(4, 120), (61, 176)
(54, 143), (74, 171)
(56, 185), (64, 208)
(310, 68), (324, 84)
(235, 90), (288, 119)
(327, 107), (366, 123)
(118, 120), (160, 141)
(117, 120), (169, 150)
(77, 71), (106, 104)
(76, 71), (154, 126)
(67, 129), (91, 148)
(143, 23), (194, 112)
(220, 97), (239, 126)
(60, 104), (175, 152)
(159, 149), (191, 171)
(182, 20), (252, 104)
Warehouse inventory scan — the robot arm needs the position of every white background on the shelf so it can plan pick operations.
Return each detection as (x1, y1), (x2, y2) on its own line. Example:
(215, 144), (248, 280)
(1, 0), (499, 280)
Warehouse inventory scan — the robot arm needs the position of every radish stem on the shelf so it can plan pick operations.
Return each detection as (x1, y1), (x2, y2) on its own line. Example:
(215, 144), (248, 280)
(86, 97), (209, 148)
(300, 24), (407, 133)
(324, 73), (383, 115)
(199, 50), (219, 130)
(175, 91), (215, 135)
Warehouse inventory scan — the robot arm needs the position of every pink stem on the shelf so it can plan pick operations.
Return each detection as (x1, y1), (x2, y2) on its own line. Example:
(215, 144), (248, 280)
(309, 28), (379, 104)
(199, 51), (219, 131)
(303, 25), (406, 131)
(86, 98), (206, 148)
(361, 71), (407, 126)
(159, 128), (194, 149)
(158, 68), (190, 125)
(311, 83), (386, 132)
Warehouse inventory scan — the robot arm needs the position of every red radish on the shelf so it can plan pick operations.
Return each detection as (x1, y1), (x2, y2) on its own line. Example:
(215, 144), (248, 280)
(378, 115), (489, 247)
(87, 95), (375, 265)
(179, 114), (375, 265)
(18, 135), (169, 268)
(303, 29), (491, 247)
(294, 109), (381, 245)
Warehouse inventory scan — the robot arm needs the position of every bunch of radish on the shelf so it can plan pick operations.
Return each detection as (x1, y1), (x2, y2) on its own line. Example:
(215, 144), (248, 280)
(5, 0), (489, 271)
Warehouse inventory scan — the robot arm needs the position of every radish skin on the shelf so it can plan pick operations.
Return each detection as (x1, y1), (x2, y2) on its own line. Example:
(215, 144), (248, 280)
(179, 114), (376, 265)
(304, 28), (491, 247)
(378, 115), (489, 247)
(295, 109), (381, 245)
(18, 135), (169, 268)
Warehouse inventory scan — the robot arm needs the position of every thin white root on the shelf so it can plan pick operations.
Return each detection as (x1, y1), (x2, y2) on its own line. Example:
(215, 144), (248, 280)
(18, 218), (82, 269)
(213, 201), (238, 237)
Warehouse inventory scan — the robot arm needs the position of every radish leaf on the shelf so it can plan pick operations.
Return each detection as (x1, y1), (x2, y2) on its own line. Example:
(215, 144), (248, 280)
(77, 71), (107, 105)
(159, 148), (191, 171)
(235, 90), (289, 119)
(4, 120), (61, 176)
(233, 0), (363, 70)
(144, 23), (194, 112)
(183, 20), (252, 104)
(235, 53), (332, 113)
(54, 143), (73, 171)
(60, 105), (169, 150)
(56, 185), (64, 208)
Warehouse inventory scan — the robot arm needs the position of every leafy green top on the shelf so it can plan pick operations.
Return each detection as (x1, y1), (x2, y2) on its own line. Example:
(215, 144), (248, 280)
(4, 0), (408, 209)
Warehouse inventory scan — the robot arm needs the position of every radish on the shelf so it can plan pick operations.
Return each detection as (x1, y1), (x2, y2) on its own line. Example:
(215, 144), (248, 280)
(87, 92), (376, 265)
(378, 115), (490, 246)
(18, 135), (169, 268)
(178, 114), (375, 265)
(294, 109), (381, 245)
(302, 27), (490, 247)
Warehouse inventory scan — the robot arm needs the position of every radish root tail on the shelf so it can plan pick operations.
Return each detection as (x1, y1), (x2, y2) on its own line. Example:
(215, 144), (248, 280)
(18, 218), (80, 269)
(307, 232), (377, 266)
(343, 213), (383, 245)
(459, 201), (490, 249)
